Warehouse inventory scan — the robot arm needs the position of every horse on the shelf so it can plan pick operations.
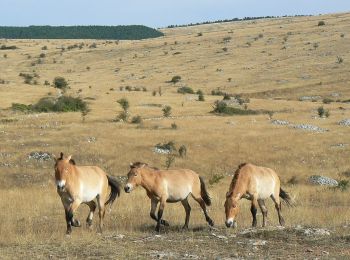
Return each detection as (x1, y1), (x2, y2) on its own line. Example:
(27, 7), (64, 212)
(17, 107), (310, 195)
(224, 163), (294, 228)
(124, 162), (214, 232)
(54, 152), (121, 234)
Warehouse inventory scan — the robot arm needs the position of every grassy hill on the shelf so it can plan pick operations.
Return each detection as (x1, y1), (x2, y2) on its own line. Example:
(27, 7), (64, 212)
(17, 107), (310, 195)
(0, 25), (164, 40)
(0, 12), (349, 258)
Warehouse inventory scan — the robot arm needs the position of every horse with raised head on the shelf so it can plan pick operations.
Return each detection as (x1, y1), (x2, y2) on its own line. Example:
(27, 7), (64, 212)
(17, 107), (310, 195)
(224, 163), (294, 228)
(54, 152), (121, 234)
(124, 162), (214, 232)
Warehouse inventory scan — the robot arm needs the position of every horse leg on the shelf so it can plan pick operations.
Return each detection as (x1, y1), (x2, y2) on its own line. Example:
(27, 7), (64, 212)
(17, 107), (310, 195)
(192, 196), (214, 226)
(150, 198), (169, 226)
(271, 195), (285, 226)
(258, 199), (268, 227)
(251, 198), (258, 228)
(155, 198), (166, 232)
(85, 201), (97, 229)
(96, 195), (106, 233)
(181, 198), (191, 229)
(66, 199), (82, 234)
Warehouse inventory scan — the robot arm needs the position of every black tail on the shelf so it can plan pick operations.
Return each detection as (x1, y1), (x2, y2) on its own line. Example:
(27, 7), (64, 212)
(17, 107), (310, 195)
(279, 188), (294, 207)
(105, 175), (121, 206)
(199, 176), (212, 206)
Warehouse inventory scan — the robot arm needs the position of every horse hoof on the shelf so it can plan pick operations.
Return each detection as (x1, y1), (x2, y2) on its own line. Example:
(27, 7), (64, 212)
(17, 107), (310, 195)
(161, 220), (170, 226)
(155, 226), (161, 232)
(182, 225), (189, 230)
(208, 219), (214, 227)
(72, 220), (81, 227)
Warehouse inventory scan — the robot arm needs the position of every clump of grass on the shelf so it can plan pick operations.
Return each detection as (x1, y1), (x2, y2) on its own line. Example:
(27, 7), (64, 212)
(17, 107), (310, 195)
(131, 115), (142, 124)
(209, 174), (224, 185)
(318, 21), (325, 26)
(317, 106), (330, 118)
(177, 86), (194, 94)
(162, 105), (172, 117)
(322, 98), (333, 104)
(333, 180), (349, 192)
(178, 145), (187, 157)
(171, 122), (178, 130)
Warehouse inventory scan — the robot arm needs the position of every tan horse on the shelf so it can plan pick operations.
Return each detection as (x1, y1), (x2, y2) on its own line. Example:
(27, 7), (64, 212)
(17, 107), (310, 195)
(54, 152), (121, 234)
(224, 163), (293, 228)
(124, 162), (214, 231)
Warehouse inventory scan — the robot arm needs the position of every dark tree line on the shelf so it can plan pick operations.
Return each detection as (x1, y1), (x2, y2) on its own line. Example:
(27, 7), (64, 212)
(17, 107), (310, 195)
(166, 15), (310, 28)
(0, 25), (164, 40)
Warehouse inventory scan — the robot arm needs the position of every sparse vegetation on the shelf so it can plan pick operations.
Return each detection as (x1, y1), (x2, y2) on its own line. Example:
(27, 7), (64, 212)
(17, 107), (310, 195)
(177, 86), (194, 94)
(212, 101), (263, 115)
(162, 105), (172, 117)
(131, 115), (142, 124)
(53, 76), (68, 90)
(318, 21), (326, 26)
(317, 106), (330, 118)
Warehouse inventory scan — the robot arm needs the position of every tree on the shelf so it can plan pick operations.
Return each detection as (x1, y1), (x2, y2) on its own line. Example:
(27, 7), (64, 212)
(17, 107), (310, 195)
(53, 77), (68, 90)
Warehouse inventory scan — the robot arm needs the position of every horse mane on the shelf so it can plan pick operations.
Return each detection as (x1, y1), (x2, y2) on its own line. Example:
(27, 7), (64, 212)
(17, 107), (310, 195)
(228, 163), (247, 196)
(55, 157), (76, 166)
(131, 162), (159, 170)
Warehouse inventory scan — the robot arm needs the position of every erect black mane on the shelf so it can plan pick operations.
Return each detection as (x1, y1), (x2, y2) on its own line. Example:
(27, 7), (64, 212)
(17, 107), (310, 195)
(131, 162), (159, 170)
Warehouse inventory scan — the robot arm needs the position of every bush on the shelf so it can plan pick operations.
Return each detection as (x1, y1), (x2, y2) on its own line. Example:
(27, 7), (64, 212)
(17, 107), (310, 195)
(212, 101), (262, 116)
(317, 106), (330, 118)
(12, 96), (88, 113)
(0, 45), (17, 50)
(322, 98), (333, 104)
(131, 115), (142, 124)
(177, 86), (194, 94)
(44, 80), (50, 86)
(337, 56), (344, 64)
(162, 105), (172, 117)
(198, 90), (205, 101)
(41, 46), (47, 50)
(171, 122), (177, 130)
(170, 75), (181, 84)
(178, 145), (187, 157)
(318, 21), (325, 26)
(117, 98), (129, 111)
(116, 111), (129, 122)
(39, 53), (45, 58)
(211, 89), (226, 96)
(53, 76), (68, 90)
(334, 179), (349, 192)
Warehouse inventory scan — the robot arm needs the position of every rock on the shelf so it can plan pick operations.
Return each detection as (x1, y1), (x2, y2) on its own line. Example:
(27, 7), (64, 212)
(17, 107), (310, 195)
(339, 119), (350, 126)
(211, 233), (228, 240)
(303, 228), (331, 236)
(291, 124), (327, 132)
(308, 175), (338, 186)
(153, 147), (171, 154)
(87, 136), (96, 143)
(28, 151), (51, 161)
(299, 96), (321, 101)
(271, 119), (290, 125)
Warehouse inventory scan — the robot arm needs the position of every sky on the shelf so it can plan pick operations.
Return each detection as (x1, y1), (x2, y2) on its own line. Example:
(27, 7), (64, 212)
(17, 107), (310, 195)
(1, 0), (350, 28)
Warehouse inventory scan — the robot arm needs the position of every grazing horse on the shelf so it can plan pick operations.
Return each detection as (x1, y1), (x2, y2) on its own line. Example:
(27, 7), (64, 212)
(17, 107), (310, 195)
(224, 163), (293, 228)
(54, 152), (121, 234)
(124, 162), (214, 231)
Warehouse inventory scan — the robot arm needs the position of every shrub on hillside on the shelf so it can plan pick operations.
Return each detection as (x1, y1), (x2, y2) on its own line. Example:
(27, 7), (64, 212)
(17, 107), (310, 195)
(169, 75), (181, 84)
(177, 86), (194, 94)
(211, 101), (262, 115)
(131, 115), (142, 124)
(53, 76), (68, 90)
(318, 21), (325, 26)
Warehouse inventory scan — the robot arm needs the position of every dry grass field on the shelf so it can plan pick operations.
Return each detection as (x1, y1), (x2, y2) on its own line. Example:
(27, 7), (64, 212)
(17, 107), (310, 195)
(0, 12), (350, 259)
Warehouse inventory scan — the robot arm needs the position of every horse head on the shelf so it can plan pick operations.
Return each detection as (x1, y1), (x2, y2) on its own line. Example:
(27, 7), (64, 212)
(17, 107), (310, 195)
(54, 152), (74, 191)
(224, 191), (240, 228)
(124, 162), (147, 193)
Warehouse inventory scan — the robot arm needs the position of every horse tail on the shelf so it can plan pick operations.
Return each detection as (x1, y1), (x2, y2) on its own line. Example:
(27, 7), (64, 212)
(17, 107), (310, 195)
(199, 176), (212, 206)
(279, 187), (294, 207)
(105, 175), (121, 206)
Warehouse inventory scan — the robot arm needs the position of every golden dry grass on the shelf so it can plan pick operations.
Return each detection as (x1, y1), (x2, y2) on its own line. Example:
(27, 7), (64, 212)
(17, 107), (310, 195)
(0, 12), (350, 258)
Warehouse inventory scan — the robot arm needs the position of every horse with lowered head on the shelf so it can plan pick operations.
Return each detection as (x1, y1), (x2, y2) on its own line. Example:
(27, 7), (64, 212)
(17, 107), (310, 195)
(124, 162), (214, 232)
(54, 152), (121, 234)
(224, 163), (294, 228)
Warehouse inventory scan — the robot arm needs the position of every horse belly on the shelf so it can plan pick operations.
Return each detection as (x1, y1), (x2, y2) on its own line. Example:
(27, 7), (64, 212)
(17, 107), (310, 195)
(256, 177), (276, 199)
(80, 183), (100, 202)
(166, 183), (191, 202)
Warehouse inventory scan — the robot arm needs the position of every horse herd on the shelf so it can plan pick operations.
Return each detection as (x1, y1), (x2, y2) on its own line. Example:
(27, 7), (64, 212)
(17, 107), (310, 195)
(54, 152), (294, 234)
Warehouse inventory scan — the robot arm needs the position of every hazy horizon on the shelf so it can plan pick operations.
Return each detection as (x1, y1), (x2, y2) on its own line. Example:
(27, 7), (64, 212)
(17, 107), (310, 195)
(1, 0), (350, 28)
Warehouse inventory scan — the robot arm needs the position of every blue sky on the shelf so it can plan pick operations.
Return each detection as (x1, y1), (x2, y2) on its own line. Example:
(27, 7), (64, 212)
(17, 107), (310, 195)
(1, 0), (350, 28)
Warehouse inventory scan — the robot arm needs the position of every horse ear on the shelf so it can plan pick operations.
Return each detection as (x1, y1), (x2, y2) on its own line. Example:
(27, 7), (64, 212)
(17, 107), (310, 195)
(59, 152), (64, 159)
(130, 162), (133, 167)
(66, 155), (72, 161)
(52, 154), (57, 162)
(141, 163), (146, 168)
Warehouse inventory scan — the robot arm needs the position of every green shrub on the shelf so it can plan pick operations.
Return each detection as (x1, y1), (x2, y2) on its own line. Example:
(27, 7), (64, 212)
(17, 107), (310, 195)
(178, 145), (187, 157)
(318, 21), (325, 26)
(322, 98), (333, 104)
(116, 111), (129, 122)
(209, 174), (224, 185)
(171, 122), (177, 130)
(334, 180), (349, 192)
(12, 96), (88, 113)
(317, 106), (330, 118)
(131, 115), (142, 124)
(170, 75), (181, 84)
(212, 101), (262, 115)
(198, 90), (205, 101)
(117, 98), (129, 111)
(177, 86), (194, 94)
(211, 89), (226, 96)
(39, 53), (45, 58)
(53, 76), (68, 90)
(162, 105), (172, 117)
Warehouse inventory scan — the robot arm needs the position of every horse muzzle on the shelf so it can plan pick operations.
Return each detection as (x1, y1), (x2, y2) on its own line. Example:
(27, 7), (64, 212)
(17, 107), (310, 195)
(225, 219), (237, 228)
(124, 183), (133, 193)
(56, 180), (66, 191)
